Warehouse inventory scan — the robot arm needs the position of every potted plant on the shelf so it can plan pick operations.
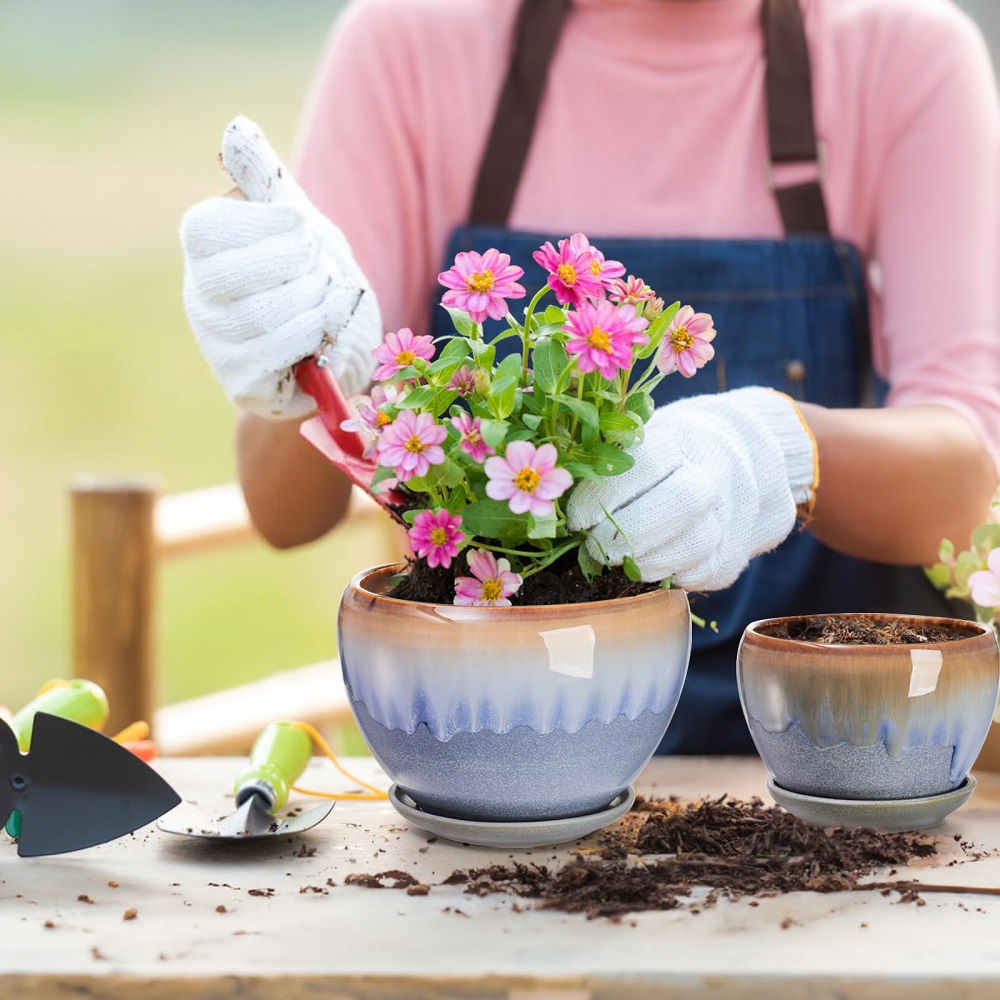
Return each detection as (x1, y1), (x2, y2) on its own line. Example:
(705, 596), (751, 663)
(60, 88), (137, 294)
(319, 235), (717, 844)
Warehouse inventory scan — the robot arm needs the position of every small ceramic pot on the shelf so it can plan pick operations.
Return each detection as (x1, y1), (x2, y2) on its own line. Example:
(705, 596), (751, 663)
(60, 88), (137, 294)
(338, 564), (691, 822)
(738, 613), (1000, 800)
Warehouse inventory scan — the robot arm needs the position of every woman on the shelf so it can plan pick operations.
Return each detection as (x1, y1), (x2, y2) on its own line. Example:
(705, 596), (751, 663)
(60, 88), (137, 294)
(181, 0), (1000, 752)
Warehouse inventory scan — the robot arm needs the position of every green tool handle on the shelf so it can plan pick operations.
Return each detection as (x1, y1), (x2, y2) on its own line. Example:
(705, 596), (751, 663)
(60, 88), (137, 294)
(232, 722), (312, 813)
(12, 679), (109, 753)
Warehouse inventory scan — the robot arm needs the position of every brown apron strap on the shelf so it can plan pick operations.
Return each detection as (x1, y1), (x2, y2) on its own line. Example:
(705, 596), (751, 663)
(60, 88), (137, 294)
(467, 0), (570, 226)
(761, 0), (830, 233)
(470, 0), (828, 235)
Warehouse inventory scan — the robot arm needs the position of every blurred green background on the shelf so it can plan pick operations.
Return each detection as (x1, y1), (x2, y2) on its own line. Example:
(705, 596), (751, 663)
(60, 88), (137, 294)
(2, 0), (996, 719)
(1, 0), (363, 715)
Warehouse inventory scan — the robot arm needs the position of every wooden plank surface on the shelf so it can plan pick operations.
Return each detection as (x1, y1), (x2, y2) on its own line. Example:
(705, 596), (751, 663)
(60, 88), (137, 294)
(6, 756), (1000, 999)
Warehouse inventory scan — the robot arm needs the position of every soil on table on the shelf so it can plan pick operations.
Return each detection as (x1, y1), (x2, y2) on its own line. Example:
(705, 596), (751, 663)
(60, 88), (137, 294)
(353, 795), (943, 920)
(386, 551), (660, 605)
(761, 614), (980, 645)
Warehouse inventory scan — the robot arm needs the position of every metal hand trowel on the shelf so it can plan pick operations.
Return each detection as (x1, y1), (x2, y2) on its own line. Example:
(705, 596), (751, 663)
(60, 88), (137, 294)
(158, 721), (334, 841)
(1, 712), (181, 857)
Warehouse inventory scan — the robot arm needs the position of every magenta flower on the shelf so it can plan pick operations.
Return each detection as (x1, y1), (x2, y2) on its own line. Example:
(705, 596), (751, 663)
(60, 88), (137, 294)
(372, 328), (436, 381)
(563, 300), (649, 380)
(438, 249), (526, 324)
(408, 509), (465, 569)
(376, 409), (447, 482)
(657, 305), (717, 378)
(969, 548), (1000, 609)
(589, 245), (626, 293)
(610, 275), (656, 307)
(454, 549), (523, 607)
(341, 384), (399, 456)
(484, 441), (573, 517)
(532, 233), (604, 308)
(446, 365), (478, 396)
(450, 411), (495, 463)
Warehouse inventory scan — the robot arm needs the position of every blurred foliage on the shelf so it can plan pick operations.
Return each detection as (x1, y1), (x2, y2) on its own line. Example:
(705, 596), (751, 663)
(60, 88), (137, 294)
(0, 0), (378, 715)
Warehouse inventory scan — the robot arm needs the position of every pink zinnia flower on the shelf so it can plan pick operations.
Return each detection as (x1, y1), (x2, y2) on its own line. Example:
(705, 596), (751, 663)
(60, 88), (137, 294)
(408, 509), (465, 570)
(376, 409), (447, 482)
(969, 548), (1000, 609)
(610, 275), (656, 307)
(484, 441), (573, 517)
(438, 249), (526, 324)
(532, 233), (604, 308)
(657, 305), (717, 378)
(446, 365), (477, 396)
(341, 385), (399, 456)
(372, 328), (436, 381)
(563, 299), (649, 380)
(450, 411), (495, 463)
(454, 549), (523, 607)
(588, 245), (626, 293)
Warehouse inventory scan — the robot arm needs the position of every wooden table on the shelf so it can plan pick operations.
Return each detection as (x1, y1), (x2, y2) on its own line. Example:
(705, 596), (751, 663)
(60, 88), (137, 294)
(5, 755), (1000, 999)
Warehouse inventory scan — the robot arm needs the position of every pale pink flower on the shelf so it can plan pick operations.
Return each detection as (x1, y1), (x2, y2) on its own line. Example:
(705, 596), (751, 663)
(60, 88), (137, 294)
(446, 365), (478, 396)
(438, 249), (526, 323)
(372, 328), (436, 381)
(532, 233), (604, 308)
(408, 509), (465, 569)
(657, 305), (717, 378)
(484, 441), (573, 517)
(454, 549), (523, 607)
(450, 411), (495, 463)
(588, 246), (626, 293)
(610, 275), (656, 307)
(563, 300), (649, 380)
(340, 385), (399, 456)
(969, 548), (1000, 609)
(376, 409), (447, 482)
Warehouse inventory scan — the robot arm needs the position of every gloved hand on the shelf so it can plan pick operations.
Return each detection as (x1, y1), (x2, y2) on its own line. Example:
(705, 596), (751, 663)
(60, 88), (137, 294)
(566, 387), (818, 591)
(181, 115), (382, 418)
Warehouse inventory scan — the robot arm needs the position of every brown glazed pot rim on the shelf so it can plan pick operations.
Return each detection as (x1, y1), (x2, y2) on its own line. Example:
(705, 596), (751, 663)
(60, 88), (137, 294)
(744, 612), (994, 652)
(348, 563), (685, 613)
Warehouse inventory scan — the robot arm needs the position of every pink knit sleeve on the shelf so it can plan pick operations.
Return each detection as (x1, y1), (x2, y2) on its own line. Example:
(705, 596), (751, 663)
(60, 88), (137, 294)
(867, 8), (1000, 470)
(290, 1), (433, 339)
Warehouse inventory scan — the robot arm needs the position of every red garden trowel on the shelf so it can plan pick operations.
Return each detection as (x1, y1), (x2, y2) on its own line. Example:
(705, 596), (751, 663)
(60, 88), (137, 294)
(219, 115), (407, 523)
(157, 721), (334, 841)
(1, 711), (180, 858)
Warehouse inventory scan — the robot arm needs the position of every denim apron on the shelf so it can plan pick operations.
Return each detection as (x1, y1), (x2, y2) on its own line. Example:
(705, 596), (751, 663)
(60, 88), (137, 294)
(428, 0), (955, 754)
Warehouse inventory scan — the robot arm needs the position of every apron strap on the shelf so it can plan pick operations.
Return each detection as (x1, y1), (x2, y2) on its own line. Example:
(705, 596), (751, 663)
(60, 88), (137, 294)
(469, 0), (829, 236)
(467, 0), (571, 226)
(761, 0), (830, 233)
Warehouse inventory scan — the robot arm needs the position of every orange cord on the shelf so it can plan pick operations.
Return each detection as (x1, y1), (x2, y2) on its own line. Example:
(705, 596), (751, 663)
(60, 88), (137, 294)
(288, 720), (388, 801)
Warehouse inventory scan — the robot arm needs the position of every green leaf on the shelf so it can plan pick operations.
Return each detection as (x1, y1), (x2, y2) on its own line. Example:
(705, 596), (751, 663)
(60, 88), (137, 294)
(479, 418), (509, 449)
(543, 304), (567, 325)
(469, 340), (495, 367)
(586, 442), (635, 476)
(552, 394), (599, 434)
(520, 413), (543, 431)
(622, 555), (642, 582)
(442, 305), (476, 338)
(924, 563), (953, 589)
(495, 352), (524, 383)
(532, 337), (568, 394)
(599, 411), (643, 433)
(971, 524), (1000, 550)
(488, 375), (518, 420)
(527, 511), (558, 539)
(435, 337), (473, 363)
(370, 463), (397, 491)
(938, 538), (955, 563)
(406, 457), (466, 492)
(395, 386), (437, 410)
(577, 541), (603, 582)
(635, 301), (680, 359)
(624, 390), (655, 424)
(563, 461), (607, 485)
(459, 498), (527, 539)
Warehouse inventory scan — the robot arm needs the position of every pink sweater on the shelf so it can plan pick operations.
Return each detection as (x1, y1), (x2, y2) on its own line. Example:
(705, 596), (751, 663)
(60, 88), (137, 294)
(293, 0), (1000, 466)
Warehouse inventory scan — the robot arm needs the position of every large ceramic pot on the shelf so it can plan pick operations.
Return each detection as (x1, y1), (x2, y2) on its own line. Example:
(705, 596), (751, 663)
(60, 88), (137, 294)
(337, 564), (691, 824)
(738, 613), (1000, 802)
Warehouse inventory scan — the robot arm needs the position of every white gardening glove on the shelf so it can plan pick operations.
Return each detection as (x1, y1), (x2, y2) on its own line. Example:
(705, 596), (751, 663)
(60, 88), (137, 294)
(566, 387), (818, 591)
(180, 115), (381, 418)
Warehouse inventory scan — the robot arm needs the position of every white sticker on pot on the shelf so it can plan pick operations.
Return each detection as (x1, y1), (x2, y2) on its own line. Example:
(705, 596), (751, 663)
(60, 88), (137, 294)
(908, 649), (943, 697)
(539, 624), (595, 679)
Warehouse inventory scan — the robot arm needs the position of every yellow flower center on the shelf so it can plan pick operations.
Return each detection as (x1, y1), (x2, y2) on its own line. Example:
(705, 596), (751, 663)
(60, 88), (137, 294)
(670, 326), (694, 352)
(395, 350), (416, 366)
(481, 579), (503, 601)
(514, 467), (541, 493)
(587, 326), (613, 353)
(376, 412), (392, 427)
(557, 264), (578, 286)
(590, 259), (603, 276)
(430, 527), (448, 546)
(404, 435), (426, 454)
(465, 270), (495, 293)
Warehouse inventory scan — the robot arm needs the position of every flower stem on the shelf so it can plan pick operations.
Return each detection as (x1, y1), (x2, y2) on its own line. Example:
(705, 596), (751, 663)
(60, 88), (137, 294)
(520, 285), (550, 376)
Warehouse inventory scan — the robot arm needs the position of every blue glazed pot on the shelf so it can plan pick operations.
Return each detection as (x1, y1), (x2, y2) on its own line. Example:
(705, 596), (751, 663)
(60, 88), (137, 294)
(338, 564), (691, 822)
(738, 613), (1000, 801)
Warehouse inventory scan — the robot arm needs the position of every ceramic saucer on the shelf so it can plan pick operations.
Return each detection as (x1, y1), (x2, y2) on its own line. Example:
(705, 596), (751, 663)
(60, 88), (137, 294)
(766, 774), (977, 832)
(387, 785), (636, 848)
